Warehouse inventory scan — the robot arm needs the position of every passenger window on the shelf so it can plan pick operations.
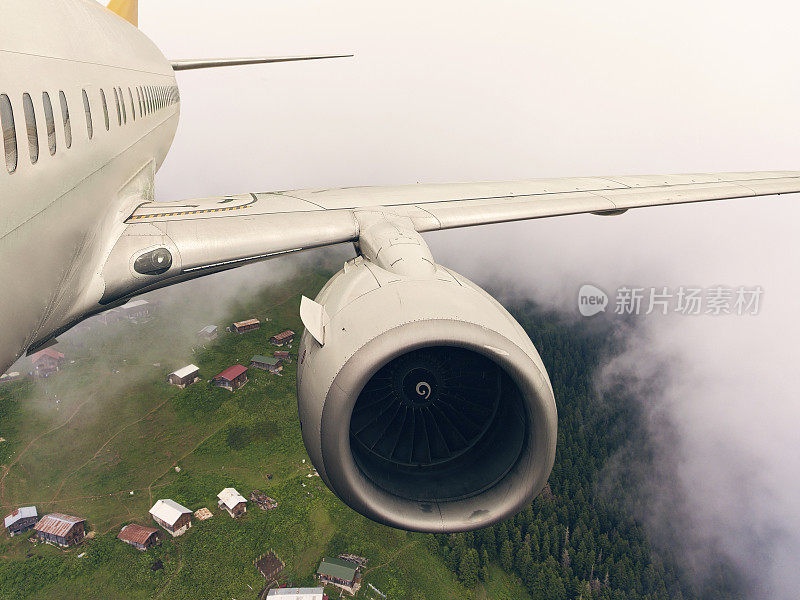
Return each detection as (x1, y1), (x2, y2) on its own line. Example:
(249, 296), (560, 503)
(59, 91), (71, 149)
(0, 94), (17, 174)
(82, 89), (93, 139)
(22, 93), (38, 164)
(128, 88), (136, 121)
(42, 92), (56, 156)
(118, 87), (127, 124)
(112, 87), (121, 126)
(100, 89), (110, 130)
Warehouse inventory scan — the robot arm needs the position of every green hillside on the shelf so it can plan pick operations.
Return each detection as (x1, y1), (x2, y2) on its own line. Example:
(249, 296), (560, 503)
(0, 268), (736, 599)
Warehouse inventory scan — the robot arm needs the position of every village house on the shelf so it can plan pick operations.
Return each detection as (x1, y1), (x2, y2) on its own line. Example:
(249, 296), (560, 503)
(267, 588), (324, 600)
(211, 365), (248, 391)
(217, 487), (247, 518)
(198, 325), (218, 341)
(117, 523), (160, 550)
(250, 355), (283, 374)
(316, 557), (361, 594)
(269, 330), (295, 346)
(34, 513), (86, 547)
(167, 364), (200, 388)
(0, 372), (22, 384)
(273, 350), (291, 363)
(118, 299), (151, 321)
(149, 499), (192, 537)
(232, 319), (260, 334)
(250, 490), (278, 511)
(30, 348), (65, 378)
(4, 506), (37, 536)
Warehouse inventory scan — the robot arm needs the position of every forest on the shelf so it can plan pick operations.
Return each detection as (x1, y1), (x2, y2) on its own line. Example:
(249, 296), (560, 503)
(0, 271), (745, 599)
(428, 302), (744, 600)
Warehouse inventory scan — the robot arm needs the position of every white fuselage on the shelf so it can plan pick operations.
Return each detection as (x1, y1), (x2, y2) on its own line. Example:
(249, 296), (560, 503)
(0, 0), (179, 371)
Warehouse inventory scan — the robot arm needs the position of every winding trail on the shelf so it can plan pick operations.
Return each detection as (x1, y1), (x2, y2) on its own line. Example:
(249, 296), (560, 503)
(0, 482), (170, 510)
(146, 416), (235, 506)
(364, 540), (420, 575)
(47, 397), (172, 504)
(154, 540), (183, 600)
(0, 397), (92, 502)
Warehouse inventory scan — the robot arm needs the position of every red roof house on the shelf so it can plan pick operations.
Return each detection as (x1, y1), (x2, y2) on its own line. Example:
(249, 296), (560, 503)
(117, 523), (160, 550)
(212, 365), (248, 391)
(30, 348), (65, 377)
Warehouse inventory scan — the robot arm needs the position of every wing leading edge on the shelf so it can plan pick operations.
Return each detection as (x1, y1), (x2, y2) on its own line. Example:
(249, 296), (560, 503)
(103, 171), (800, 304)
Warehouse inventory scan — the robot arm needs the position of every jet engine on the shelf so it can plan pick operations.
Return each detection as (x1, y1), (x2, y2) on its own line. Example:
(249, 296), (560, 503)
(296, 215), (557, 532)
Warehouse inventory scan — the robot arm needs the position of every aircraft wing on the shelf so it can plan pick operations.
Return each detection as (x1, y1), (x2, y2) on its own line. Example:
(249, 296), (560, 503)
(105, 171), (800, 302)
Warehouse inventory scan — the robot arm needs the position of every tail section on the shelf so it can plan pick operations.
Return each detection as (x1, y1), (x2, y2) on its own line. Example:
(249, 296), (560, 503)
(170, 54), (353, 71)
(106, 0), (138, 27)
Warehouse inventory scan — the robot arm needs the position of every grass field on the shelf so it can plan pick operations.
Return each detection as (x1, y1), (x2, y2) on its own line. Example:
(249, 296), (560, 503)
(0, 268), (532, 600)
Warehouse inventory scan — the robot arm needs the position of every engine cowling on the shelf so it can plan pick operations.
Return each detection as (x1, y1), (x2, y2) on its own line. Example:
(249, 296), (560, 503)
(296, 218), (556, 532)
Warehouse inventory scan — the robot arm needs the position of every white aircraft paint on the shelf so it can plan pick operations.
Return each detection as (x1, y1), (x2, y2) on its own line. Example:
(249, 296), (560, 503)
(1, 0), (799, 378)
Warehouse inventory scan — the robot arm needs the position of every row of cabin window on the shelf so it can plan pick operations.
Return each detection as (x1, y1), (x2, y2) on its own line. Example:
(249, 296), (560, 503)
(0, 85), (179, 174)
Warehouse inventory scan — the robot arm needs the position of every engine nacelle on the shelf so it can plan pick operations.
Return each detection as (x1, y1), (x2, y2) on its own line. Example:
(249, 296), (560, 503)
(297, 216), (556, 532)
(297, 252), (557, 532)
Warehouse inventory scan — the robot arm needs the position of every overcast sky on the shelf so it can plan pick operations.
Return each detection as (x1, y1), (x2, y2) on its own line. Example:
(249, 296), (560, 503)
(118, 1), (800, 597)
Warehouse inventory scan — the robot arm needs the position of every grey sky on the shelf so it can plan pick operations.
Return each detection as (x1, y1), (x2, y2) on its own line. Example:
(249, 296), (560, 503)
(109, 1), (800, 596)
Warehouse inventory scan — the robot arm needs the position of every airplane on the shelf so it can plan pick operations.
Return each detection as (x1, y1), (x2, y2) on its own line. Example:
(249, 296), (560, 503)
(2, 0), (799, 533)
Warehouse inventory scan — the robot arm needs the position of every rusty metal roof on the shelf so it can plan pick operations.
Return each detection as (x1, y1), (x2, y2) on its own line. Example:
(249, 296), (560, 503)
(117, 523), (159, 545)
(271, 330), (295, 341)
(34, 513), (85, 537)
(31, 348), (65, 363)
(234, 319), (260, 327)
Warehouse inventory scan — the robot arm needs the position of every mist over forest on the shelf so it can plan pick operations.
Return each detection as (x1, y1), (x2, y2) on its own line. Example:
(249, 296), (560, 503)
(4, 244), (783, 598)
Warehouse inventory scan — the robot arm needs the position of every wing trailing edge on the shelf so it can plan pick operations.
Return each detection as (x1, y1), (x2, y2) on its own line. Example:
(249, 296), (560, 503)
(170, 54), (353, 71)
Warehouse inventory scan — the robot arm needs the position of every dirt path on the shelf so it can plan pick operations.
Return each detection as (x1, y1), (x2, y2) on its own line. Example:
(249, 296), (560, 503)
(0, 482), (170, 510)
(146, 417), (235, 506)
(47, 397), (172, 504)
(154, 540), (183, 600)
(0, 397), (92, 502)
(364, 540), (420, 575)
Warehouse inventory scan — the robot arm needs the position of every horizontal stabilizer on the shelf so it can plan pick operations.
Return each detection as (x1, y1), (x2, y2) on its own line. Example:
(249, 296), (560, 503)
(170, 54), (353, 71)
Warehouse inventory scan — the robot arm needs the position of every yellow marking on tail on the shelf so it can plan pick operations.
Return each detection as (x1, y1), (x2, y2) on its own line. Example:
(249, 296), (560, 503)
(107, 0), (138, 27)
